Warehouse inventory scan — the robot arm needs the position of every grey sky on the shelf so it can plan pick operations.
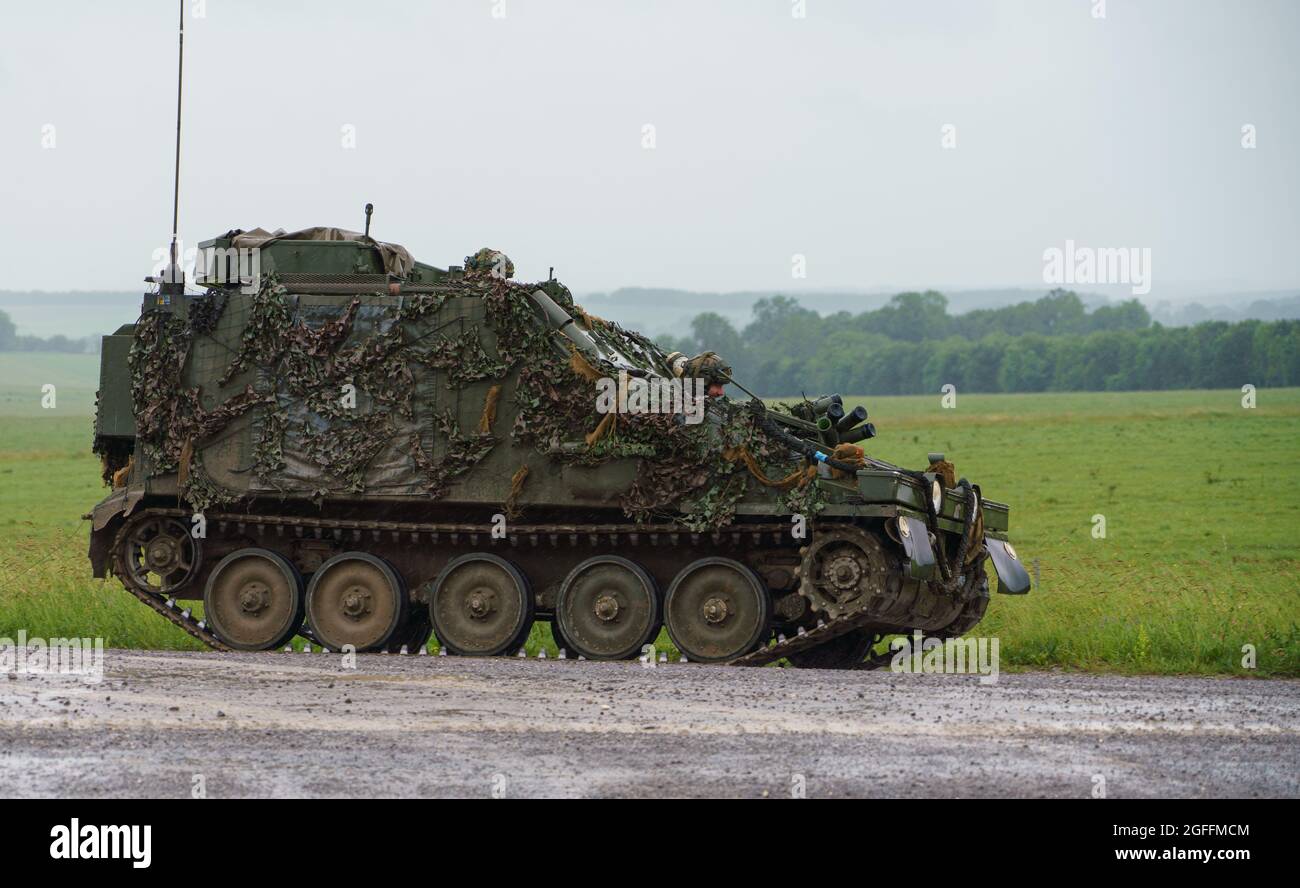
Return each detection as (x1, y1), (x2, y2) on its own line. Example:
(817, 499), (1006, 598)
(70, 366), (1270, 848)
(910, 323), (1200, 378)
(1, 0), (1297, 298)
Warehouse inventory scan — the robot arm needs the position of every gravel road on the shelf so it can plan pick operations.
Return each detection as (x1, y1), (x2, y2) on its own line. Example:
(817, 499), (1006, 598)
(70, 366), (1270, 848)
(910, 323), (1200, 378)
(1, 650), (1296, 798)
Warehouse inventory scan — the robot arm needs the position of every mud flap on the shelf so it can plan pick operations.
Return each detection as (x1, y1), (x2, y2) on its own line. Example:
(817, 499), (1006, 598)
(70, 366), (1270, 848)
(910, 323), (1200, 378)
(88, 487), (144, 578)
(897, 516), (938, 580)
(986, 536), (1031, 594)
(91, 486), (144, 532)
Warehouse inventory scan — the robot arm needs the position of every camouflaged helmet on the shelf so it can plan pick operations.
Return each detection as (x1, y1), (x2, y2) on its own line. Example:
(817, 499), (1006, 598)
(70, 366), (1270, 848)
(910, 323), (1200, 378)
(664, 351), (688, 377)
(464, 247), (515, 280)
(682, 351), (732, 386)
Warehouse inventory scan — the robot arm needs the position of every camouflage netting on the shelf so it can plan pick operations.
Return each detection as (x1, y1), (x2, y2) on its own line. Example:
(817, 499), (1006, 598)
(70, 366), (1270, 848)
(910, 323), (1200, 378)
(481, 277), (820, 529)
(216, 279), (500, 505)
(128, 308), (272, 509)
(128, 270), (820, 528)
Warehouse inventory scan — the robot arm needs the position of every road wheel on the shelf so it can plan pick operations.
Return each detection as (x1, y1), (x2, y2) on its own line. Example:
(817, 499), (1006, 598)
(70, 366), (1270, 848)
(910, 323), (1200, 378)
(556, 556), (660, 661)
(204, 548), (304, 652)
(429, 553), (534, 657)
(664, 557), (769, 663)
(306, 552), (406, 652)
(549, 618), (576, 656)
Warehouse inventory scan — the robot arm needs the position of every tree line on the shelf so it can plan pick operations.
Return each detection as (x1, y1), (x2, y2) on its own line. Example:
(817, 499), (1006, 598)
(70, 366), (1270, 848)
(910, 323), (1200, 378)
(657, 290), (1300, 396)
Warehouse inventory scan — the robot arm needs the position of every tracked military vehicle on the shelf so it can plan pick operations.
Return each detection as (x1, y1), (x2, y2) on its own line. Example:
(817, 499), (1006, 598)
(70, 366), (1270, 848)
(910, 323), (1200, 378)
(87, 224), (1030, 667)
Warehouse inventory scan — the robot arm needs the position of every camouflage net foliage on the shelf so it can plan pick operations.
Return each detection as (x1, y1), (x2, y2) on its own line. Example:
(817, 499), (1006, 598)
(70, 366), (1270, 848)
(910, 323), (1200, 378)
(482, 277), (818, 529)
(187, 289), (228, 334)
(128, 270), (821, 528)
(408, 409), (496, 499)
(127, 276), (498, 510)
(220, 278), (501, 502)
(128, 308), (271, 510)
(407, 327), (507, 389)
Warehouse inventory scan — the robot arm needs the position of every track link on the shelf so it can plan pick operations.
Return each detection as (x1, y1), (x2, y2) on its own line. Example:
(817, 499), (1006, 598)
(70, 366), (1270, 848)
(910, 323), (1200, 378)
(726, 610), (872, 667)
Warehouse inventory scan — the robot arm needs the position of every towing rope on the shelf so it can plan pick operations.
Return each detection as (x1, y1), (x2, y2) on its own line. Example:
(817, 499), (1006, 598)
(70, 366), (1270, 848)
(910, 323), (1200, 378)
(722, 444), (816, 491)
(478, 384), (502, 434)
(585, 412), (616, 447)
(503, 464), (530, 519)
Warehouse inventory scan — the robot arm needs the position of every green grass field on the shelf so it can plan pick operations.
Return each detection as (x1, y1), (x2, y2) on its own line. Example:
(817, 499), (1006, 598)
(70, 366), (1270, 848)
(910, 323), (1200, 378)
(1, 352), (1297, 674)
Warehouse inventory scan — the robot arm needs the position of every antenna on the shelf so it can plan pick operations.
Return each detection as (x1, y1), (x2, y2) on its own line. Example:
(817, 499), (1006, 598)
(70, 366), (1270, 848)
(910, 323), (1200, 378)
(162, 0), (185, 297)
(364, 203), (374, 239)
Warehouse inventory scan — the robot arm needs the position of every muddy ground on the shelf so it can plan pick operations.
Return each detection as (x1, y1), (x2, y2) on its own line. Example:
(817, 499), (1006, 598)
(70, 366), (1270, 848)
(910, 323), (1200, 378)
(1, 650), (1296, 798)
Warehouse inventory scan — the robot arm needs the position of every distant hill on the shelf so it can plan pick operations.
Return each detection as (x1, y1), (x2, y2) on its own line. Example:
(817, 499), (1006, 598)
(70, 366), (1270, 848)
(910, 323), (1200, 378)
(1149, 291), (1300, 326)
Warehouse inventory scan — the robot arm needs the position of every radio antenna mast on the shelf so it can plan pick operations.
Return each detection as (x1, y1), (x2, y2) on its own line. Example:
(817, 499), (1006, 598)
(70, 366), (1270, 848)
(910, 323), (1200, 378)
(162, 0), (185, 297)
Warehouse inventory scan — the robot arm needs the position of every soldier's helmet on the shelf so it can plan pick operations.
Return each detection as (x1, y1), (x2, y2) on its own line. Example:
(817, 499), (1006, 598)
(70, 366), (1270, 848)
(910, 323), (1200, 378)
(464, 247), (515, 280)
(667, 350), (732, 387)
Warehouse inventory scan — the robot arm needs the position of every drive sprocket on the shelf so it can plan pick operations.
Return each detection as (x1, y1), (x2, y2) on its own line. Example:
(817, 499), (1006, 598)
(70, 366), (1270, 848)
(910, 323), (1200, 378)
(796, 525), (893, 622)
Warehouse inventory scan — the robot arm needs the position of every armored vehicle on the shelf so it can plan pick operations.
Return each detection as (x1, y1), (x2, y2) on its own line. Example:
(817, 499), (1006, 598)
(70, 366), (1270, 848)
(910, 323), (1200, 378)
(88, 226), (1030, 667)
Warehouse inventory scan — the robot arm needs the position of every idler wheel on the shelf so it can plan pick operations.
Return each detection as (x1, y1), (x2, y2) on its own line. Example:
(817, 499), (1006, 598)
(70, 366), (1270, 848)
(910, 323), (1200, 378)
(121, 516), (201, 595)
(664, 557), (770, 663)
(306, 552), (406, 652)
(429, 553), (533, 657)
(204, 548), (304, 651)
(556, 556), (660, 661)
